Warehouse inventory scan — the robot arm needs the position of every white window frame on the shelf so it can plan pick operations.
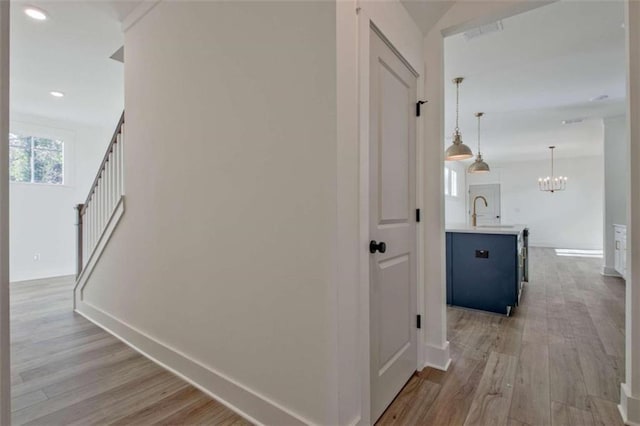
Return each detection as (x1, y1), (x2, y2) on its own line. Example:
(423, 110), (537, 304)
(444, 166), (459, 198)
(450, 169), (458, 197)
(9, 121), (74, 187)
(444, 167), (450, 196)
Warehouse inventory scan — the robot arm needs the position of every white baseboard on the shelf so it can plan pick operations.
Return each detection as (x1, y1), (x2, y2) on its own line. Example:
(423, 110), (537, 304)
(74, 196), (125, 309)
(602, 266), (623, 278)
(74, 300), (309, 426)
(423, 341), (451, 371)
(619, 383), (640, 426)
(11, 274), (74, 285)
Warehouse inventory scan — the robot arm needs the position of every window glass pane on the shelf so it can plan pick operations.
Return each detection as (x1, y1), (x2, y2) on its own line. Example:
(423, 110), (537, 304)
(33, 137), (62, 151)
(33, 138), (63, 184)
(451, 170), (458, 197)
(444, 167), (450, 196)
(9, 134), (31, 183)
(8, 133), (64, 184)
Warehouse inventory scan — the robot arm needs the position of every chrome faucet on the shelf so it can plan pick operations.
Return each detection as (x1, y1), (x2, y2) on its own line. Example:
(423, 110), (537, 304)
(472, 195), (488, 227)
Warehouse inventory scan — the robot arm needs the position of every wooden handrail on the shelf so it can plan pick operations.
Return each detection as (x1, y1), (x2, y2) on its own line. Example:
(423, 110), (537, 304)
(82, 111), (125, 212)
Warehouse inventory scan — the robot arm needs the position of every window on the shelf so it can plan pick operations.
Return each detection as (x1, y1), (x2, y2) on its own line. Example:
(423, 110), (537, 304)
(444, 167), (450, 196)
(9, 133), (64, 184)
(444, 166), (459, 197)
(450, 169), (458, 197)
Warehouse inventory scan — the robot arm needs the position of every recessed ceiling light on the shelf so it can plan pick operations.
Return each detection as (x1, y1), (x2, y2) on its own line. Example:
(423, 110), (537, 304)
(24, 7), (48, 21)
(49, 91), (64, 98)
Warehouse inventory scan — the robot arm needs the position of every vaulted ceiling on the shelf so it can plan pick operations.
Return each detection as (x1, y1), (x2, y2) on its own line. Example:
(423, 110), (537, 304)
(441, 1), (626, 163)
(400, 0), (455, 35)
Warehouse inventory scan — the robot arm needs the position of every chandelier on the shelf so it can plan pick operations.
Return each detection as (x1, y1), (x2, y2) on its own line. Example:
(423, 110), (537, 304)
(538, 146), (567, 193)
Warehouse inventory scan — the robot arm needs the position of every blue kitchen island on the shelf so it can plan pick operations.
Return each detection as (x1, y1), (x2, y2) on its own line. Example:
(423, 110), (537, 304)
(446, 224), (528, 315)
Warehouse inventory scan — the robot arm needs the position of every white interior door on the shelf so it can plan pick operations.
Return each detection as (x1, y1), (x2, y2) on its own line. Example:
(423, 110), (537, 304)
(469, 184), (501, 225)
(369, 27), (417, 422)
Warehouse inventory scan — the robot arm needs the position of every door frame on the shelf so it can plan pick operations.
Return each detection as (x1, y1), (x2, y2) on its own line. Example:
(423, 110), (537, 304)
(422, 2), (640, 424)
(356, 9), (425, 424)
(0, 2), (9, 424)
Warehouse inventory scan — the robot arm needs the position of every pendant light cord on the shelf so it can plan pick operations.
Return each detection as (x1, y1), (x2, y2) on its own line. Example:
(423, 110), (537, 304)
(477, 114), (481, 154)
(455, 81), (460, 133)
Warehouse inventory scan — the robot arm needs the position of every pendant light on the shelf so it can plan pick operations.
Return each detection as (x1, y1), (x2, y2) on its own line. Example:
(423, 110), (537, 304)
(445, 77), (473, 161)
(468, 112), (490, 173)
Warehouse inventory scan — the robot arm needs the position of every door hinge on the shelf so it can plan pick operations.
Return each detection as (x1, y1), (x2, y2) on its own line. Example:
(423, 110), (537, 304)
(416, 208), (421, 222)
(417, 314), (421, 329)
(416, 100), (428, 117)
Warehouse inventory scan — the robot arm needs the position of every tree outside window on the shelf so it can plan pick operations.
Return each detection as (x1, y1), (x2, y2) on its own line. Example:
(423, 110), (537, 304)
(9, 133), (64, 184)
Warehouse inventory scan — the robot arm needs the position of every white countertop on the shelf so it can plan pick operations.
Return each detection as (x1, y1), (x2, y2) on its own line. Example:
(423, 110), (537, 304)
(445, 223), (527, 235)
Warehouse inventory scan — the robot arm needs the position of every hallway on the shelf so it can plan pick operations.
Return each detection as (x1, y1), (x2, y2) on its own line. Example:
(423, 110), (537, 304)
(10, 276), (247, 426)
(8, 248), (628, 425)
(378, 248), (626, 425)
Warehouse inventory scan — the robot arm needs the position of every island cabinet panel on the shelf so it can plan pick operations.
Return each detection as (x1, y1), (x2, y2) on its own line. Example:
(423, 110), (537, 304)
(446, 232), (520, 315)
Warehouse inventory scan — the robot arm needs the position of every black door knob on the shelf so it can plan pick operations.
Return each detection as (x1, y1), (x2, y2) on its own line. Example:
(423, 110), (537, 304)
(369, 240), (387, 254)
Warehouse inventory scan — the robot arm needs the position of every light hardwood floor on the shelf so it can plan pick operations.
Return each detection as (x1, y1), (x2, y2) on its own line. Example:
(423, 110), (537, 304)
(10, 276), (249, 426)
(10, 247), (626, 425)
(378, 247), (626, 426)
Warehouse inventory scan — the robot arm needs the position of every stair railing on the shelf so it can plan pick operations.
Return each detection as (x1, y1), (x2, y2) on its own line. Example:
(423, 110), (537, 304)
(75, 112), (125, 279)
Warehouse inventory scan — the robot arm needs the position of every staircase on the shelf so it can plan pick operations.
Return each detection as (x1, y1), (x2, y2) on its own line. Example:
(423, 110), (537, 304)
(73, 112), (125, 306)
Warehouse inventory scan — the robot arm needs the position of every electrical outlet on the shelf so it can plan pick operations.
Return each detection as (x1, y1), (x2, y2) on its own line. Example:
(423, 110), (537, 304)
(33, 253), (41, 262)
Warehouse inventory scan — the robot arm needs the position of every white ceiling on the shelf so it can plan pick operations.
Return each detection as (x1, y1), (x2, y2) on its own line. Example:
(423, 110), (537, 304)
(443, 0), (626, 163)
(11, 1), (130, 128)
(400, 0), (455, 35)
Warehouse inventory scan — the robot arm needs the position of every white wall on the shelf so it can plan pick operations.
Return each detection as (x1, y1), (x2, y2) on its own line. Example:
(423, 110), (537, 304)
(603, 115), (628, 274)
(467, 156), (604, 249)
(9, 113), (112, 282)
(444, 160), (467, 224)
(83, 2), (338, 424)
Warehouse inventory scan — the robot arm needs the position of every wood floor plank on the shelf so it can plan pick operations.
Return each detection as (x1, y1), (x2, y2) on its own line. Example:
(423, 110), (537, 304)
(12, 347), (140, 399)
(151, 396), (238, 426)
(508, 341), (551, 426)
(11, 390), (48, 412)
(591, 313), (625, 358)
(463, 351), (517, 426)
(377, 376), (440, 425)
(108, 387), (207, 425)
(10, 277), (245, 425)
(507, 418), (530, 426)
(11, 248), (625, 426)
(549, 341), (590, 409)
(551, 401), (596, 426)
(589, 396), (625, 426)
(377, 375), (422, 425)
(66, 374), (189, 426)
(418, 356), (487, 425)
(574, 339), (620, 402)
(13, 365), (165, 425)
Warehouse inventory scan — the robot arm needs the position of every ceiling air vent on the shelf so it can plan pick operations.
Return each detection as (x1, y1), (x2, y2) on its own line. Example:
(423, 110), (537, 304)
(562, 118), (584, 125)
(464, 21), (504, 41)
